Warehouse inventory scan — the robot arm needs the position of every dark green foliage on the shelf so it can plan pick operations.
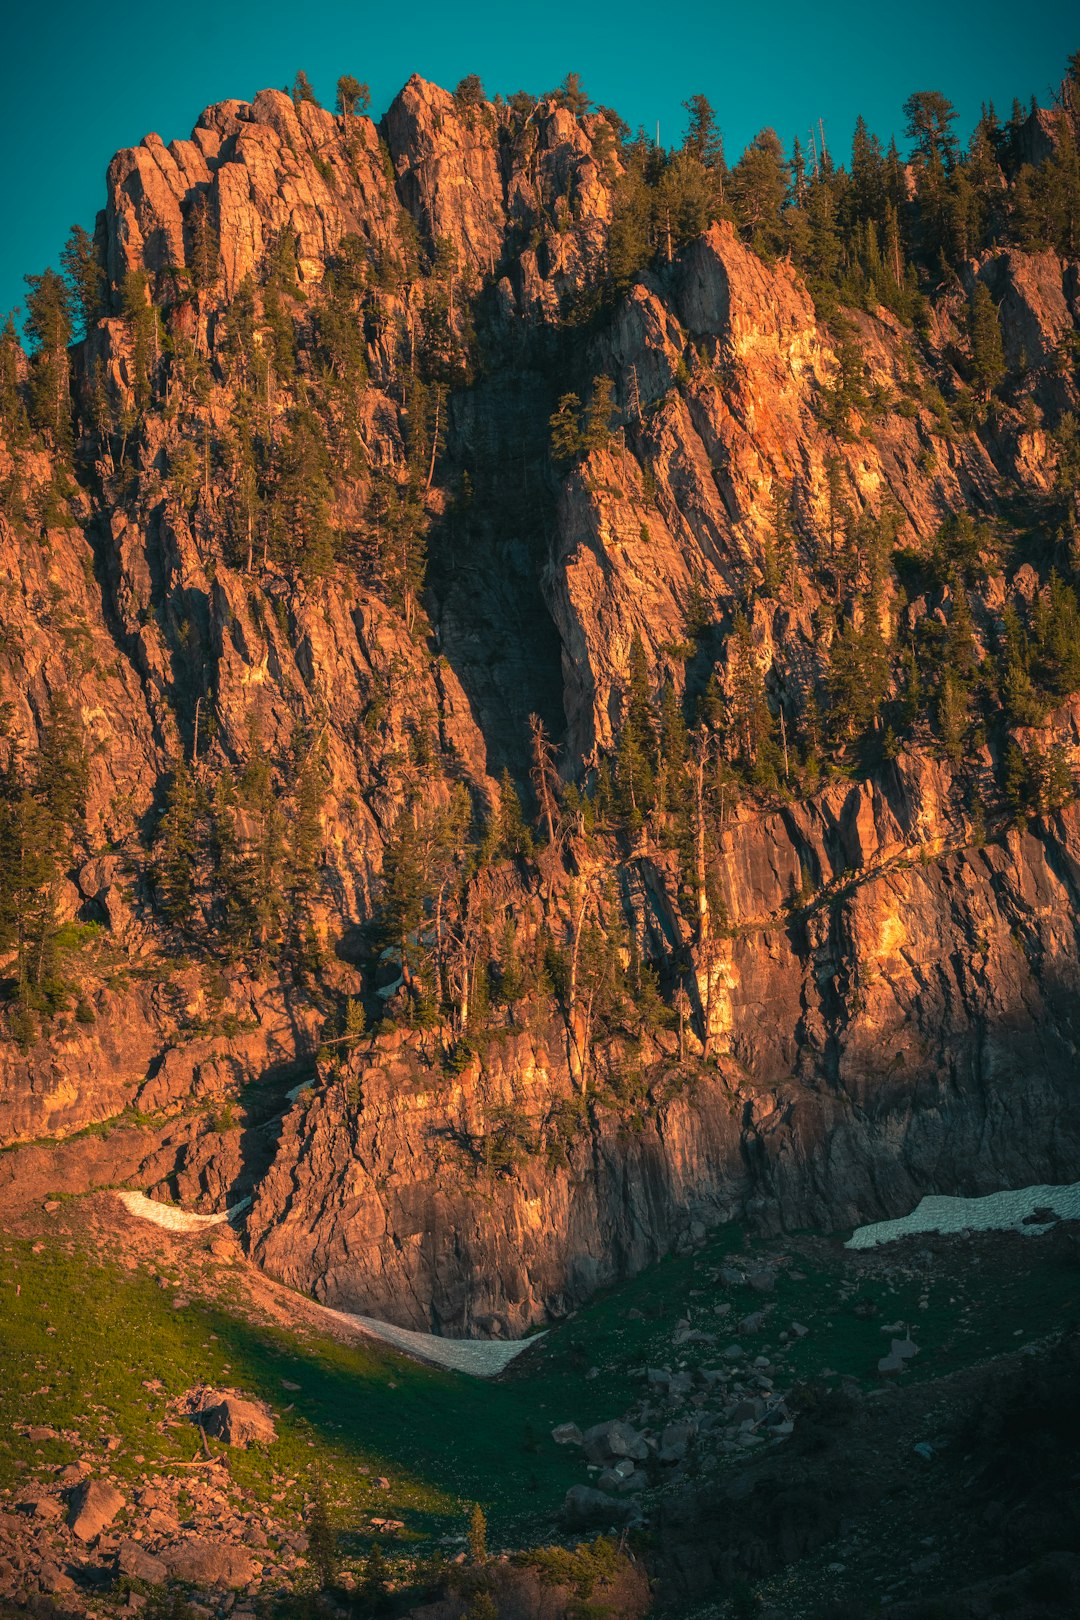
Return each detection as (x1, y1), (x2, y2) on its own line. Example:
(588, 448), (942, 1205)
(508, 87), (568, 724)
(730, 129), (788, 255)
(336, 74), (370, 117)
(582, 375), (616, 452)
(725, 612), (780, 784)
(606, 138), (720, 289)
(549, 392), (584, 463)
(375, 794), (473, 978)
(1003, 738), (1075, 821)
(682, 94), (726, 176)
(266, 400), (337, 581)
(482, 771), (534, 861)
(827, 602), (889, 752)
(23, 267), (73, 446)
(0, 699), (88, 1032)
(154, 756), (199, 926)
(292, 71), (319, 108)
(0, 315), (26, 443)
(304, 1476), (338, 1588)
(454, 75), (485, 110)
(316, 235), (369, 419)
(968, 282), (1006, 399)
(60, 225), (105, 338)
(1029, 575), (1080, 700)
(903, 91), (960, 173)
(121, 269), (161, 412)
(555, 72), (590, 118)
(615, 634), (657, 828)
(358, 1540), (389, 1607)
(151, 727), (329, 967)
(187, 193), (219, 291)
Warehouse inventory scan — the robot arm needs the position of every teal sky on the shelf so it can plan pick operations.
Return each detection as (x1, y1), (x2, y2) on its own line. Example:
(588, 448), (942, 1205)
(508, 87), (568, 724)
(4, 0), (1076, 322)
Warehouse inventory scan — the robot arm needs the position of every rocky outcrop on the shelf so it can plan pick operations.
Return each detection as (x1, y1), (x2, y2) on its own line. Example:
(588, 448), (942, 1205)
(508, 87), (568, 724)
(2, 71), (1080, 1340)
(246, 744), (1080, 1333)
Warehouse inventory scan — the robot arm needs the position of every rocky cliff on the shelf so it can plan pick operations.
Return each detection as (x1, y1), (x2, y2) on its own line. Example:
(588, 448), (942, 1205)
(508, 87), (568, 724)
(2, 68), (1080, 1336)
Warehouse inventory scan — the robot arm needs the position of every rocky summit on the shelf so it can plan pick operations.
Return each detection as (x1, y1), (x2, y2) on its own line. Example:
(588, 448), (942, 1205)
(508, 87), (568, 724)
(1, 50), (1080, 1620)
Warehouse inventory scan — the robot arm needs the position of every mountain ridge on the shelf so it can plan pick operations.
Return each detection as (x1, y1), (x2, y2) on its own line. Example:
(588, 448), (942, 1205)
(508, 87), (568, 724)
(0, 61), (1079, 1333)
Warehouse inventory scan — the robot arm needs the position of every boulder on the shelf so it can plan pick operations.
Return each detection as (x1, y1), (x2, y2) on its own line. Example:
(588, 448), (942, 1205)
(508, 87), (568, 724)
(15, 1489), (62, 1521)
(161, 1537), (258, 1587)
(581, 1419), (649, 1463)
(117, 1540), (168, 1583)
(67, 1478), (124, 1542)
(551, 1422), (583, 1446)
(562, 1485), (634, 1528)
(196, 1391), (276, 1448)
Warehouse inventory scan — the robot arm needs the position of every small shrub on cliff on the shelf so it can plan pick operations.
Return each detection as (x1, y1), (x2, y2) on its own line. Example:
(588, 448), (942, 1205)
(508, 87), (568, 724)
(337, 74), (370, 117)
(455, 74), (486, 110)
(292, 71), (320, 108)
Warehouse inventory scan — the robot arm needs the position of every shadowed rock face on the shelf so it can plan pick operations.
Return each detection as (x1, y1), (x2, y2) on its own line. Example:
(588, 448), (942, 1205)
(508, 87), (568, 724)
(246, 766), (1080, 1335)
(2, 75), (1080, 1332)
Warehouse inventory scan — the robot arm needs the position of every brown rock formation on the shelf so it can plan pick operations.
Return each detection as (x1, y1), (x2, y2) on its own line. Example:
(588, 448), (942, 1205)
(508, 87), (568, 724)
(1, 70), (1079, 1338)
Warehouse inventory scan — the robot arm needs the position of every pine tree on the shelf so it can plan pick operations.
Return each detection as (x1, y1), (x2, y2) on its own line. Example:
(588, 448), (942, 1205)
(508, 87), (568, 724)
(0, 316), (26, 443)
(486, 769), (533, 859)
(468, 1503), (489, 1564)
(268, 403), (336, 581)
(903, 92), (960, 173)
(121, 269), (160, 412)
(187, 194), (219, 291)
(336, 74), (370, 119)
(556, 73), (590, 117)
(968, 282), (1006, 399)
(549, 393), (584, 463)
(730, 130), (789, 256)
(656, 681), (689, 816)
(286, 730), (326, 906)
(615, 633), (657, 827)
(583, 375), (616, 452)
(682, 94), (726, 173)
(937, 669), (969, 760)
(359, 1541), (388, 1607)
(454, 74), (486, 109)
(375, 476), (427, 632)
(849, 115), (885, 226)
(528, 714), (561, 845)
(292, 71), (319, 108)
(23, 268), (73, 447)
(607, 166), (654, 289)
(60, 225), (105, 338)
(305, 1478), (337, 1589)
(726, 612), (778, 782)
(378, 808), (428, 963)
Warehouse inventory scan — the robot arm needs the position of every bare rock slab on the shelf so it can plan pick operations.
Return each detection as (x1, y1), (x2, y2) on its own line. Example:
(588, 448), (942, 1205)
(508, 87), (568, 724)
(67, 1478), (124, 1542)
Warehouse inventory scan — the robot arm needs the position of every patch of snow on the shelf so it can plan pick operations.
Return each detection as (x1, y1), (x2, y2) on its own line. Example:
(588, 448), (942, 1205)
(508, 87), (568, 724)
(846, 1181), (1080, 1249)
(117, 1190), (252, 1232)
(321, 1306), (546, 1378)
